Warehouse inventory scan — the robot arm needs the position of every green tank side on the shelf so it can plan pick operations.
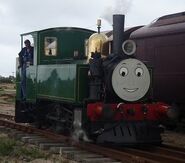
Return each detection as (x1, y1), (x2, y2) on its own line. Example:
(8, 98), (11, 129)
(26, 66), (37, 102)
(37, 63), (89, 104)
(15, 58), (21, 100)
(76, 64), (89, 102)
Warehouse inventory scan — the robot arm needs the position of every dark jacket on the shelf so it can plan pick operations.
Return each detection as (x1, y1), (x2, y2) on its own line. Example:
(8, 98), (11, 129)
(18, 46), (34, 67)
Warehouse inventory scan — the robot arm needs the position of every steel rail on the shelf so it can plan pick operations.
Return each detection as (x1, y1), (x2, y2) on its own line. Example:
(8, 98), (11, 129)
(121, 147), (185, 163)
(136, 145), (185, 160)
(0, 113), (14, 120)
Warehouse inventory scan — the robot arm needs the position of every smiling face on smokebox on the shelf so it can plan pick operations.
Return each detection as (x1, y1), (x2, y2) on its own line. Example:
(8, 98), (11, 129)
(112, 58), (150, 102)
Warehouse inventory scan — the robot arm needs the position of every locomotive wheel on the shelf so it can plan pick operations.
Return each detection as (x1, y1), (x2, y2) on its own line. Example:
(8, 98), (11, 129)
(46, 103), (73, 134)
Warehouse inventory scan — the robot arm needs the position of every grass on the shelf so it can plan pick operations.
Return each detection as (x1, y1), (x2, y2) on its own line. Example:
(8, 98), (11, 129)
(0, 137), (16, 156)
(0, 135), (49, 161)
(0, 134), (72, 162)
(14, 146), (47, 159)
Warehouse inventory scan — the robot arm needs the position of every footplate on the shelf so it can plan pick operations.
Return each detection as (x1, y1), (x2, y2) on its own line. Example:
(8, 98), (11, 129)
(96, 121), (163, 145)
(15, 100), (34, 123)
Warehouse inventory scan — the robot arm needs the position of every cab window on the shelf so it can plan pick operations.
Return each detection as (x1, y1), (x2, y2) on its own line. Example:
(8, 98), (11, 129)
(44, 37), (57, 56)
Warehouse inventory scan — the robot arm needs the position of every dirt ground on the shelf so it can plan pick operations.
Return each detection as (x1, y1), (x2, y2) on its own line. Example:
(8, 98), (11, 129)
(161, 131), (185, 148)
(0, 83), (15, 115)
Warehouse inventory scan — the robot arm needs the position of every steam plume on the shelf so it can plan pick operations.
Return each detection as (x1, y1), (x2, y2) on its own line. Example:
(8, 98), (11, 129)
(101, 0), (133, 24)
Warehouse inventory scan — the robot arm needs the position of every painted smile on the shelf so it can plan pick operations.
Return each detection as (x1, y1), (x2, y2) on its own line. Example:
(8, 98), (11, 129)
(123, 88), (138, 93)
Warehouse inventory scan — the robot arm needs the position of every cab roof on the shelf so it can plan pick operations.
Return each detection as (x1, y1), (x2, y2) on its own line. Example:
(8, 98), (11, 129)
(21, 27), (95, 36)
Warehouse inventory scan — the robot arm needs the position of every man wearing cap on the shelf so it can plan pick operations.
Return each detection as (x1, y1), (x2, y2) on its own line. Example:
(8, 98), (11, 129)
(18, 39), (34, 100)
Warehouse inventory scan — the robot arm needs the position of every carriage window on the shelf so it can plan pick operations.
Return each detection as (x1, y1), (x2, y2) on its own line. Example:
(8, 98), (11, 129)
(44, 37), (57, 56)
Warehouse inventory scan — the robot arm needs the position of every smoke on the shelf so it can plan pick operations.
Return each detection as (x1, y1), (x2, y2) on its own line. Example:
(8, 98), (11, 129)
(101, 0), (133, 25)
(72, 129), (92, 143)
(71, 121), (92, 143)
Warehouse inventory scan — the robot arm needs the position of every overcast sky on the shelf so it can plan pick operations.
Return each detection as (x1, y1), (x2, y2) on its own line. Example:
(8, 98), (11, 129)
(0, 0), (185, 77)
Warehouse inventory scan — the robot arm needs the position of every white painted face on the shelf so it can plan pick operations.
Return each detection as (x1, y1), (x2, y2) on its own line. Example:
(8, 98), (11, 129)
(112, 58), (150, 102)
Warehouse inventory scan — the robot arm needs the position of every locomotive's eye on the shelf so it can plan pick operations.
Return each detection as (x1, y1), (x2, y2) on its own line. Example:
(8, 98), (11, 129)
(119, 67), (128, 77)
(135, 67), (143, 77)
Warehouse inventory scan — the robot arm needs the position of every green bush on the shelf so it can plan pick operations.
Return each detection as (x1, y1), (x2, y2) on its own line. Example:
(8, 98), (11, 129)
(0, 75), (15, 84)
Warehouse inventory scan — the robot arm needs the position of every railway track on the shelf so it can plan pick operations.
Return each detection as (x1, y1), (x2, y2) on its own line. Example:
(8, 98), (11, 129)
(0, 113), (14, 120)
(0, 113), (185, 163)
(117, 145), (185, 163)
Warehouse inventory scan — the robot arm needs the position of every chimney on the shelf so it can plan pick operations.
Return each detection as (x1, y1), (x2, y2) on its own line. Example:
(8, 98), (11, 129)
(113, 14), (125, 58)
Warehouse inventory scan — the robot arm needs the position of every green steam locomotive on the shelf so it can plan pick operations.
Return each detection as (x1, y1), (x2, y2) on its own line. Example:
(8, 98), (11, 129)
(15, 15), (171, 145)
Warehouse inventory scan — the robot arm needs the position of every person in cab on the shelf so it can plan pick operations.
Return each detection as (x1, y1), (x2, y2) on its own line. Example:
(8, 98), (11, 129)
(18, 39), (34, 100)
